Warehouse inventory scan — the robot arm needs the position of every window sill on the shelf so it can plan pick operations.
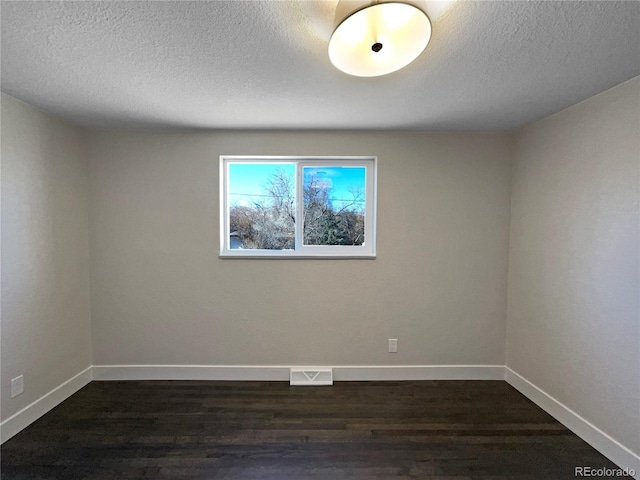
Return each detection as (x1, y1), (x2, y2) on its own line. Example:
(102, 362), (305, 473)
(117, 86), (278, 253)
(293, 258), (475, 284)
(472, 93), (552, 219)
(219, 254), (376, 260)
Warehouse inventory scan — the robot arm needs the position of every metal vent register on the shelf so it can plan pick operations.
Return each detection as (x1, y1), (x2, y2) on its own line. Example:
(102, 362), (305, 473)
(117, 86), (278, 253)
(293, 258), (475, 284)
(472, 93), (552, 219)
(290, 368), (333, 386)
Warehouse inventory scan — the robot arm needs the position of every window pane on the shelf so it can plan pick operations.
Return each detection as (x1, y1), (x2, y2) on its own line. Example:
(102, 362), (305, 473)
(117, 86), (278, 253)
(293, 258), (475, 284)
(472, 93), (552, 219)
(228, 163), (296, 250)
(303, 166), (366, 246)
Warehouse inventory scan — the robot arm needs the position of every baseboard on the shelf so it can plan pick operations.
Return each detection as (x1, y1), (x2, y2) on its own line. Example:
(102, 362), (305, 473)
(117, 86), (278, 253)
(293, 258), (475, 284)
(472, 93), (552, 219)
(333, 365), (505, 381)
(505, 367), (640, 479)
(92, 365), (291, 381)
(0, 366), (93, 444)
(92, 364), (505, 381)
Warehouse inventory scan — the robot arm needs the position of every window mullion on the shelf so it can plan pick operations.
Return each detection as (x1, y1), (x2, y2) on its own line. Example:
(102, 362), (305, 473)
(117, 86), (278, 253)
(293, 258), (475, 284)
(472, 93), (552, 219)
(295, 163), (303, 252)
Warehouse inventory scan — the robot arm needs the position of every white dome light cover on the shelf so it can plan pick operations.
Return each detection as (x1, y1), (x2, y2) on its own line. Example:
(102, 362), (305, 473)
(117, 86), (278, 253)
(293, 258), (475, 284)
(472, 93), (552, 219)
(329, 1), (432, 77)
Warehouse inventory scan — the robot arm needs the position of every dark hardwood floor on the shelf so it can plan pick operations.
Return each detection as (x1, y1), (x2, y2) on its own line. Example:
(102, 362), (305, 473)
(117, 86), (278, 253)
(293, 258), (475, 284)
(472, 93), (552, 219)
(1, 380), (620, 479)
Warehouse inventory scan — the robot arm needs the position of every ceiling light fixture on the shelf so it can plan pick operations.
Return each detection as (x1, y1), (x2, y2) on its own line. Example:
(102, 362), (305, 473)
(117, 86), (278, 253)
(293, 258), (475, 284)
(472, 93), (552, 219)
(328, 0), (432, 77)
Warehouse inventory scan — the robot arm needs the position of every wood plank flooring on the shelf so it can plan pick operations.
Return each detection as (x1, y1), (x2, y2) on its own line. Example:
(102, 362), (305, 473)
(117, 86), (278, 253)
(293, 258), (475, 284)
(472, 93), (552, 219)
(1, 381), (620, 479)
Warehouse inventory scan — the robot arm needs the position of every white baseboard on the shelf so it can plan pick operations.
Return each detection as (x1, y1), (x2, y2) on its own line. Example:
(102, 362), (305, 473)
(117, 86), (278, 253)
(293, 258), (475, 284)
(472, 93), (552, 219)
(0, 366), (92, 444)
(92, 364), (505, 382)
(92, 365), (291, 381)
(333, 365), (505, 381)
(505, 367), (640, 479)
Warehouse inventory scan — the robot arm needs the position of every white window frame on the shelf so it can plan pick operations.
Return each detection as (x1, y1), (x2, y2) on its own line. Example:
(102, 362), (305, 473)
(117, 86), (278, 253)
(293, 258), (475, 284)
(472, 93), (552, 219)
(220, 156), (377, 258)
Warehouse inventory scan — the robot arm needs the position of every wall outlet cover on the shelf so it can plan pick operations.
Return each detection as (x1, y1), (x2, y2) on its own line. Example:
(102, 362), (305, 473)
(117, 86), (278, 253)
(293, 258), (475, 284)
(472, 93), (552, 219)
(11, 375), (24, 398)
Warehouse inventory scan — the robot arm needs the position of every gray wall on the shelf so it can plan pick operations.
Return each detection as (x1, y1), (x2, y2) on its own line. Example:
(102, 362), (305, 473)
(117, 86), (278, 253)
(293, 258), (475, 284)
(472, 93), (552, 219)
(507, 77), (640, 454)
(1, 93), (92, 420)
(87, 131), (512, 366)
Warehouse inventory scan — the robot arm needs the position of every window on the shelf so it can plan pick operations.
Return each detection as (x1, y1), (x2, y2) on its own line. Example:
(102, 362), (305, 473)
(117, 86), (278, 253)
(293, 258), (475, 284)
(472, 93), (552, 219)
(220, 156), (376, 258)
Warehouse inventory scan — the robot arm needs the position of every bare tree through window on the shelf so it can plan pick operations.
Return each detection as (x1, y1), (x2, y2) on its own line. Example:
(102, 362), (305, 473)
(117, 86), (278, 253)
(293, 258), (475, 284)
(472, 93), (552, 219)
(229, 165), (366, 250)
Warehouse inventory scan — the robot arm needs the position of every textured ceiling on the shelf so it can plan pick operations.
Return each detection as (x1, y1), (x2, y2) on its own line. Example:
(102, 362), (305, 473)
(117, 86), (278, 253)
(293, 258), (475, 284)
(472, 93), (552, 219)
(1, 1), (639, 131)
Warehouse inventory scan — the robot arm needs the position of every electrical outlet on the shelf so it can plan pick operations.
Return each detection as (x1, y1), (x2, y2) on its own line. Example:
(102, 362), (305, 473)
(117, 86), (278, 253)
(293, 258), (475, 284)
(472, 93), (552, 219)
(388, 338), (398, 353)
(11, 375), (24, 398)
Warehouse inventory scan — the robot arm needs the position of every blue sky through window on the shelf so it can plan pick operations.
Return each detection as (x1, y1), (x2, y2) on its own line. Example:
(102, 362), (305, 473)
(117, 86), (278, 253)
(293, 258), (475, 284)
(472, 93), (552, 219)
(228, 163), (366, 211)
(303, 166), (366, 211)
(228, 163), (295, 207)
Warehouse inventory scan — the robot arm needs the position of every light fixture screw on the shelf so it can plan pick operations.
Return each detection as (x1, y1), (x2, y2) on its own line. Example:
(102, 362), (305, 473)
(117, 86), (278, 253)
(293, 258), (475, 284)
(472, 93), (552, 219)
(371, 42), (383, 52)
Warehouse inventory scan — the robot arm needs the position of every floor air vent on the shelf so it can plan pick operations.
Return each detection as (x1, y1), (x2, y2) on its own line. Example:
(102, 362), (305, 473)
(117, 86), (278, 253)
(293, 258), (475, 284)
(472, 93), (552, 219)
(290, 368), (333, 386)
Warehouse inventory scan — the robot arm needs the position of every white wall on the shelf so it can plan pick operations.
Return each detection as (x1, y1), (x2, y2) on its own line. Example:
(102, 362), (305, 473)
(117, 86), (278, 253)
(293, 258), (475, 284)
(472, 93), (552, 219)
(1, 93), (92, 421)
(507, 77), (640, 455)
(87, 130), (512, 367)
